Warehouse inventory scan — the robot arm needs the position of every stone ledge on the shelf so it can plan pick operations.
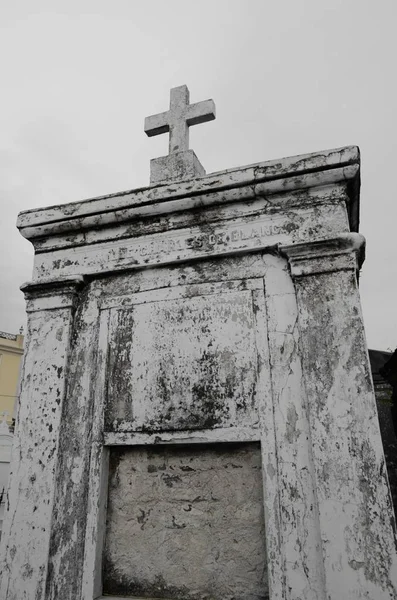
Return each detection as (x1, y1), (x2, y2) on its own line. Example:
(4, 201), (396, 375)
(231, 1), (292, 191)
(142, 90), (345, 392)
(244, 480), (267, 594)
(280, 232), (365, 276)
(17, 146), (360, 240)
(150, 149), (206, 184)
(20, 276), (85, 296)
(20, 276), (85, 312)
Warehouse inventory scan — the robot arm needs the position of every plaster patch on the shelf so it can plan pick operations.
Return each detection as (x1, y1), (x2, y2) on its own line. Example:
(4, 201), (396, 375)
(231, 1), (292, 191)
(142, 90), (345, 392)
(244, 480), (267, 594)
(103, 442), (268, 600)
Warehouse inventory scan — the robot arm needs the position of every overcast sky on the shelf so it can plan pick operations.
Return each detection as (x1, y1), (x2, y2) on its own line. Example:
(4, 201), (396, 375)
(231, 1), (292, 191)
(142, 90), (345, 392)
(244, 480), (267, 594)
(0, 1), (396, 350)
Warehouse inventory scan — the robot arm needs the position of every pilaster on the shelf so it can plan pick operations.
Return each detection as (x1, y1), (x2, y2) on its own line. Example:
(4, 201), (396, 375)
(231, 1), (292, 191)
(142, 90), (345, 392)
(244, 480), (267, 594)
(262, 254), (326, 599)
(0, 277), (84, 600)
(281, 234), (397, 598)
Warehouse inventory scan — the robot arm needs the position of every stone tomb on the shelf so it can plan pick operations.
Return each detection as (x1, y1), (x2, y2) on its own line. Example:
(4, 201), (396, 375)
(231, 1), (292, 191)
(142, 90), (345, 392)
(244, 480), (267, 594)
(1, 88), (397, 600)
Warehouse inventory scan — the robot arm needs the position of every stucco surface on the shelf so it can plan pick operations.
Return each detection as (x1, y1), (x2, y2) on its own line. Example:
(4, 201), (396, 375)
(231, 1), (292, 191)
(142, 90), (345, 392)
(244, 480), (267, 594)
(103, 443), (268, 600)
(2, 145), (397, 600)
(105, 288), (259, 432)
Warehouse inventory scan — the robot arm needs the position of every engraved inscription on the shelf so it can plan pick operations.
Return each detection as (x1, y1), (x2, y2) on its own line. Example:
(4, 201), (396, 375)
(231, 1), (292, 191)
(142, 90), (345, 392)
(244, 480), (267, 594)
(136, 221), (286, 260)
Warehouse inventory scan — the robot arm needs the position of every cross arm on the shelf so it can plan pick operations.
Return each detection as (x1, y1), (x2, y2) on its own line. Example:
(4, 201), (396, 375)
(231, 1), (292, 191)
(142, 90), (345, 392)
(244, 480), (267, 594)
(186, 99), (216, 127)
(144, 111), (170, 137)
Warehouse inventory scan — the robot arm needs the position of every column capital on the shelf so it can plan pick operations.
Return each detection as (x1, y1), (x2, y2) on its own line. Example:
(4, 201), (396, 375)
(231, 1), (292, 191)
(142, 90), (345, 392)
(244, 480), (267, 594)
(280, 233), (365, 277)
(20, 276), (85, 312)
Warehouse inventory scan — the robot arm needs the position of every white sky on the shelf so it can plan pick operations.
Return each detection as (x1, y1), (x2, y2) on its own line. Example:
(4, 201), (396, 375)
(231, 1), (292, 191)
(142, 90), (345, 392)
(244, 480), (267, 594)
(0, 0), (396, 350)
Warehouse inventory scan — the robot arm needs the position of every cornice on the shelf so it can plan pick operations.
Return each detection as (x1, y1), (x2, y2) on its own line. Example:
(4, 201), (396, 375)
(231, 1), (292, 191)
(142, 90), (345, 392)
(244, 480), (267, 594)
(0, 343), (24, 356)
(17, 146), (360, 243)
(20, 276), (85, 312)
(280, 233), (365, 277)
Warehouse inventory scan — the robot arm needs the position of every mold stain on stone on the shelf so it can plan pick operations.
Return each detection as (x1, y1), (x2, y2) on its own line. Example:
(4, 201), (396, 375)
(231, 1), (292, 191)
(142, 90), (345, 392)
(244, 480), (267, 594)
(104, 288), (258, 433)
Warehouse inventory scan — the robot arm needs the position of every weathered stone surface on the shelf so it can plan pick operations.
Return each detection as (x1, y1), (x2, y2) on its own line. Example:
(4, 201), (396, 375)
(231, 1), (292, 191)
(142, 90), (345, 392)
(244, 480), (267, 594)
(1, 143), (396, 600)
(282, 235), (397, 598)
(17, 145), (359, 234)
(15, 146), (359, 287)
(260, 253), (325, 599)
(105, 284), (260, 433)
(144, 84), (215, 183)
(103, 443), (267, 600)
(0, 278), (84, 600)
(150, 149), (206, 184)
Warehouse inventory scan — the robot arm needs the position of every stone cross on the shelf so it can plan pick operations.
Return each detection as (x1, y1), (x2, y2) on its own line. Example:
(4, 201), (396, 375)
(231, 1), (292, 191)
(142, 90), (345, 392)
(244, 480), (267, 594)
(144, 85), (216, 185)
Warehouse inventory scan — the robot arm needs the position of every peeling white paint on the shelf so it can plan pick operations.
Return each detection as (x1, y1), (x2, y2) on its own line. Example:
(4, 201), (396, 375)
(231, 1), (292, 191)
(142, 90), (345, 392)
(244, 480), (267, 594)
(0, 146), (396, 600)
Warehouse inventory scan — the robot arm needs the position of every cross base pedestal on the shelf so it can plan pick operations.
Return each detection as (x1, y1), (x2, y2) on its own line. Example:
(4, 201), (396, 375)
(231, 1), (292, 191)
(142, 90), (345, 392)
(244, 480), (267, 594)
(150, 149), (205, 185)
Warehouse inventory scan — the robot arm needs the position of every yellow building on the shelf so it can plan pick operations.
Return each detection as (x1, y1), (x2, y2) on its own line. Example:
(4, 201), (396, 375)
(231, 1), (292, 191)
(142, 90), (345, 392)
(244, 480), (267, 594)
(0, 330), (24, 429)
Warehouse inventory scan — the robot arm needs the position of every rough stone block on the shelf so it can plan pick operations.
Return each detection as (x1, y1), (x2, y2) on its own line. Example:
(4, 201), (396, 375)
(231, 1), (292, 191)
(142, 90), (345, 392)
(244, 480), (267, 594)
(103, 442), (268, 600)
(150, 149), (205, 184)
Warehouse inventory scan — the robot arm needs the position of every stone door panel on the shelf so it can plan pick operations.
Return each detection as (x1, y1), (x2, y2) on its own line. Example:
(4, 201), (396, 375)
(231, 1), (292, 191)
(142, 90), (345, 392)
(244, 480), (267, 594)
(103, 280), (265, 433)
(103, 442), (268, 600)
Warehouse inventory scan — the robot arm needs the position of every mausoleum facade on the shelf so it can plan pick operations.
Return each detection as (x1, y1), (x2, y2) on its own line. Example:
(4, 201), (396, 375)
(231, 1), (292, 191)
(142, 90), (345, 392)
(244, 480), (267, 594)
(1, 87), (396, 600)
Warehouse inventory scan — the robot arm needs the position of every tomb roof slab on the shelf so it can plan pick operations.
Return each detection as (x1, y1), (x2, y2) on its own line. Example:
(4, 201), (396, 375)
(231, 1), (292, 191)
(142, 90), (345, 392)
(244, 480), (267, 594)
(17, 145), (360, 238)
